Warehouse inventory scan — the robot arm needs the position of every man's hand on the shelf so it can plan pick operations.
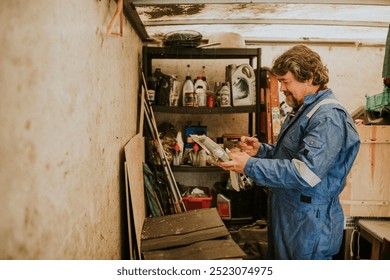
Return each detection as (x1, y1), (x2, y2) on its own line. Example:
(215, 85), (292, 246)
(240, 136), (260, 157)
(219, 151), (251, 174)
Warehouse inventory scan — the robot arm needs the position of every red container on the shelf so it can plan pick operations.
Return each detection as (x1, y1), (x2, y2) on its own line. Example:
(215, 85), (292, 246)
(182, 196), (212, 210)
(182, 186), (212, 210)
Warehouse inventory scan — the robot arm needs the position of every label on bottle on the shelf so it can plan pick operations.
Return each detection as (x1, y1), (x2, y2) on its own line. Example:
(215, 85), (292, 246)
(196, 87), (206, 107)
(219, 85), (231, 107)
(184, 92), (194, 107)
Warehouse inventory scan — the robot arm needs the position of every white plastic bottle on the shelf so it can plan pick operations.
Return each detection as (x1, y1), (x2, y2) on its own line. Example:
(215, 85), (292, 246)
(218, 83), (231, 107)
(196, 86), (207, 107)
(175, 131), (184, 164)
(198, 149), (207, 166)
(194, 76), (207, 107)
(182, 65), (194, 107)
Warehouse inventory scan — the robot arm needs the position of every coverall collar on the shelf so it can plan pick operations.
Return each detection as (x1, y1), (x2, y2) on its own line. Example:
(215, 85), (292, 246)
(302, 88), (331, 107)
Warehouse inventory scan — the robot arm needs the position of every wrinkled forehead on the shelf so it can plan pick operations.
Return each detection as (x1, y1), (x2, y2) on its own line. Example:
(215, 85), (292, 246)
(276, 71), (295, 82)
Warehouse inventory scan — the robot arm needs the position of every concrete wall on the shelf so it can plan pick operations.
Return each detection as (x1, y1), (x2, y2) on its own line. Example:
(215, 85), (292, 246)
(0, 1), (143, 259)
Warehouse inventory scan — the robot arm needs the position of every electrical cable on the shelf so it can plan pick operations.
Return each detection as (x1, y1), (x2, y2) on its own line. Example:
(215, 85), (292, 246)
(350, 228), (356, 259)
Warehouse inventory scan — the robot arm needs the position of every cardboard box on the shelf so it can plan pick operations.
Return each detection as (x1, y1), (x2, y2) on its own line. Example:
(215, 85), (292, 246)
(340, 125), (390, 217)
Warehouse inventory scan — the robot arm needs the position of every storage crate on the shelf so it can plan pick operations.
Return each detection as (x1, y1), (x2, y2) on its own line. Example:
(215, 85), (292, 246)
(365, 87), (390, 112)
(340, 125), (390, 217)
(182, 186), (212, 210)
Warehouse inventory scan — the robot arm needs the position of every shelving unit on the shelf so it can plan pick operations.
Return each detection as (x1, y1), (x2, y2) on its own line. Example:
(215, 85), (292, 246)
(143, 46), (263, 175)
(142, 46), (263, 141)
(142, 46), (268, 221)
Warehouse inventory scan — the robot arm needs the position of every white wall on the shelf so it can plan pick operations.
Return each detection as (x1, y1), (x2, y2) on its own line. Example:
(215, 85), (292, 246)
(259, 44), (386, 114)
(153, 44), (386, 139)
(0, 1), (143, 259)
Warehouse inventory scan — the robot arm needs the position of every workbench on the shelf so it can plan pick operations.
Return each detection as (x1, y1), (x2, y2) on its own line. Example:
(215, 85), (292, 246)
(357, 219), (390, 259)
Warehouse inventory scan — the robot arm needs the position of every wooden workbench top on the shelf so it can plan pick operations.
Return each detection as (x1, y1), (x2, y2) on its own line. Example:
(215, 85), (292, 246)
(358, 219), (390, 242)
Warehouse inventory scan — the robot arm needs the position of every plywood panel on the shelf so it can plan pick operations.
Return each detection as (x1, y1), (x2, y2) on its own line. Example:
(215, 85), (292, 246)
(143, 238), (245, 260)
(142, 208), (224, 239)
(141, 225), (229, 252)
(340, 125), (390, 217)
(124, 133), (145, 256)
(140, 208), (245, 259)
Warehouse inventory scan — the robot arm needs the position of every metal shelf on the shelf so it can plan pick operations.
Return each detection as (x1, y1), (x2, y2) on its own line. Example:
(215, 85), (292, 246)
(171, 165), (228, 173)
(152, 105), (257, 114)
(143, 46), (260, 60)
(142, 45), (263, 139)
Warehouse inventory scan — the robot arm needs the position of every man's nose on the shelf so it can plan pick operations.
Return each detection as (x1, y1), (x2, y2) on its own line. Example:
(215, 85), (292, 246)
(280, 82), (286, 92)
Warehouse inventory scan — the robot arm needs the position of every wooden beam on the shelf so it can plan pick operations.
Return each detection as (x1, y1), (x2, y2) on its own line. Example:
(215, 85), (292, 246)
(142, 18), (389, 28)
(123, 0), (150, 41)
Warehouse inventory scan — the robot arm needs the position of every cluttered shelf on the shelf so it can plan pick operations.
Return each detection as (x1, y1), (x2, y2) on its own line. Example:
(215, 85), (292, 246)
(143, 46), (261, 60)
(152, 105), (257, 114)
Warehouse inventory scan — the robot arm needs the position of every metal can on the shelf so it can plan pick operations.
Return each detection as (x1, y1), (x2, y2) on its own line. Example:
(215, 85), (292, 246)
(207, 94), (214, 108)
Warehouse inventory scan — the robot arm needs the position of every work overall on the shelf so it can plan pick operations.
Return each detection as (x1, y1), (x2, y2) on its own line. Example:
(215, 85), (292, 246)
(244, 89), (360, 259)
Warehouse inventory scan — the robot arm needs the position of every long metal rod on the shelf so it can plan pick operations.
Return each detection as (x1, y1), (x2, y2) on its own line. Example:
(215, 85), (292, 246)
(141, 71), (186, 213)
(143, 98), (184, 213)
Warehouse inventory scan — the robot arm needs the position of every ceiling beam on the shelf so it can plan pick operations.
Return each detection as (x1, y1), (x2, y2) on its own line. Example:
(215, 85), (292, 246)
(122, 0), (149, 40)
(142, 18), (390, 28)
(244, 38), (386, 47)
(133, 0), (390, 6)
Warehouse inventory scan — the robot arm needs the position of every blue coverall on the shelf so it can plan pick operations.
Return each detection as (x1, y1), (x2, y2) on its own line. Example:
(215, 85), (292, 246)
(244, 89), (360, 259)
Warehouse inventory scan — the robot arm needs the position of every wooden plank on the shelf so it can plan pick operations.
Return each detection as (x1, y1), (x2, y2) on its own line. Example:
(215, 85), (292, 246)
(141, 208), (224, 240)
(124, 162), (134, 259)
(358, 220), (390, 242)
(124, 133), (145, 257)
(142, 238), (246, 260)
(141, 225), (229, 252)
(340, 125), (390, 217)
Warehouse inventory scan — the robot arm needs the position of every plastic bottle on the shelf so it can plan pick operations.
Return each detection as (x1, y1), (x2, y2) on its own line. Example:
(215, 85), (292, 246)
(197, 86), (207, 107)
(194, 76), (207, 107)
(153, 68), (164, 105)
(198, 149), (207, 167)
(182, 65), (194, 107)
(192, 143), (200, 166)
(172, 143), (181, 166)
(218, 83), (231, 107)
(147, 73), (157, 104)
(175, 131), (184, 164)
(169, 75), (179, 107)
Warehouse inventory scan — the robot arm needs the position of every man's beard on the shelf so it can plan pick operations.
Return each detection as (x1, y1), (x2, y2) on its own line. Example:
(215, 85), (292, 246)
(285, 94), (300, 111)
